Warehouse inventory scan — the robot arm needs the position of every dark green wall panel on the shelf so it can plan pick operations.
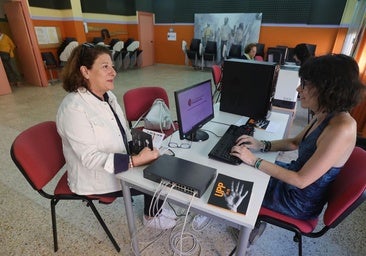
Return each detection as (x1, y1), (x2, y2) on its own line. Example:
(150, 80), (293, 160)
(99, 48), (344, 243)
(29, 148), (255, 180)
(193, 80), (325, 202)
(28, 0), (347, 25)
(28, 0), (71, 9)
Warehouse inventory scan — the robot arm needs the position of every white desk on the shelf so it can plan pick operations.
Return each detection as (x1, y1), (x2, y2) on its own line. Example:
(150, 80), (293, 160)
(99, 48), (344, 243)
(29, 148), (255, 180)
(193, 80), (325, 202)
(116, 105), (289, 255)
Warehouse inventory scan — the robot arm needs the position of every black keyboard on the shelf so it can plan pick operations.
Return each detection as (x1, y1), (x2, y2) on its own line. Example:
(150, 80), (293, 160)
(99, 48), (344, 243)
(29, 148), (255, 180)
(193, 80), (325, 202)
(208, 124), (254, 165)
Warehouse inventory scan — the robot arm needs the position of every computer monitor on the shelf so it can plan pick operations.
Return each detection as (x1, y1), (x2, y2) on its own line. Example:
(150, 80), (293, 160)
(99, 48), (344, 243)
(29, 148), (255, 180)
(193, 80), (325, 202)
(174, 79), (214, 142)
(220, 59), (279, 119)
(306, 44), (317, 56)
(267, 47), (287, 65)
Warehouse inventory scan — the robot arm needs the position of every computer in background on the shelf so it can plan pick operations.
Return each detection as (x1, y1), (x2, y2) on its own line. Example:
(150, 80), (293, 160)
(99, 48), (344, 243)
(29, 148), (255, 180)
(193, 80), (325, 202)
(174, 79), (214, 142)
(272, 67), (300, 109)
(220, 59), (279, 120)
(267, 47), (287, 65)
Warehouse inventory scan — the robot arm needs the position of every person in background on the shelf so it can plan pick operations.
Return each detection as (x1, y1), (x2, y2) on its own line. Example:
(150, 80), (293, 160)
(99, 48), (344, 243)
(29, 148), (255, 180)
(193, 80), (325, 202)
(242, 43), (257, 60)
(231, 54), (365, 245)
(56, 43), (177, 230)
(101, 28), (111, 45)
(293, 43), (311, 66)
(0, 30), (22, 86)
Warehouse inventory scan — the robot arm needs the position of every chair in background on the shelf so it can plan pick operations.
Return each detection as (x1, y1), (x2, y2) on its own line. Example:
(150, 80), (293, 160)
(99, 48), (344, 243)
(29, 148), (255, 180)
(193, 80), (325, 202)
(182, 40), (189, 65)
(41, 52), (62, 85)
(227, 44), (242, 59)
(255, 146), (366, 256)
(211, 64), (223, 103)
(123, 86), (178, 137)
(10, 121), (120, 253)
(186, 38), (202, 69)
(92, 37), (104, 45)
(59, 41), (79, 67)
(111, 40), (125, 71)
(254, 55), (264, 61)
(203, 41), (218, 68)
(126, 40), (140, 68)
(256, 43), (265, 59)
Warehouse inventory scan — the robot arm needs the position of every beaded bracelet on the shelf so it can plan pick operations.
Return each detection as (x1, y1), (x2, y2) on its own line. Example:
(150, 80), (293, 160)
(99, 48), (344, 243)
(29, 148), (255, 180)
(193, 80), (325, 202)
(254, 158), (263, 169)
(260, 140), (272, 152)
(129, 156), (134, 168)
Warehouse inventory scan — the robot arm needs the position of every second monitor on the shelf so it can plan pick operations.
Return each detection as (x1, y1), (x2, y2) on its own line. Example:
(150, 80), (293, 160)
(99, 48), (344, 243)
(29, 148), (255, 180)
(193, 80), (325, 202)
(174, 79), (214, 142)
(220, 59), (279, 119)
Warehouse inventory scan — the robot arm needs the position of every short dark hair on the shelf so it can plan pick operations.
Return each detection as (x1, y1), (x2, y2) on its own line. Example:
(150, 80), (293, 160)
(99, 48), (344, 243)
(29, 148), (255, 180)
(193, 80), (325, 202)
(61, 43), (112, 92)
(299, 54), (365, 112)
(101, 28), (110, 39)
(244, 43), (257, 54)
(294, 43), (311, 64)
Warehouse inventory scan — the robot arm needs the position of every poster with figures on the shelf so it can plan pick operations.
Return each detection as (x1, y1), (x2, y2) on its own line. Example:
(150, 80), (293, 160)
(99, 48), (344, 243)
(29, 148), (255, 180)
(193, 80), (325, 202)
(194, 13), (262, 63)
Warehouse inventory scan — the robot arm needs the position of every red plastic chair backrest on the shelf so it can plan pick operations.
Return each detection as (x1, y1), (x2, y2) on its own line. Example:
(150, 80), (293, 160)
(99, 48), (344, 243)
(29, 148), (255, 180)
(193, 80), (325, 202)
(211, 65), (222, 86)
(10, 121), (65, 191)
(255, 55), (264, 61)
(123, 86), (169, 122)
(324, 147), (366, 226)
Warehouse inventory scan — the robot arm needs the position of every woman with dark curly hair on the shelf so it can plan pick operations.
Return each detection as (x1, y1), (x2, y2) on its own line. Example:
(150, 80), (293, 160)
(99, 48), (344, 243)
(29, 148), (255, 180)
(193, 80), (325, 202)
(231, 54), (365, 243)
(57, 43), (177, 230)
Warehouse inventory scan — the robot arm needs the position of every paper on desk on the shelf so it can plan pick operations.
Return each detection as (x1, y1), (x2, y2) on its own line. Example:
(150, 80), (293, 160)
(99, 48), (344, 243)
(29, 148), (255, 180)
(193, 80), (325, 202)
(265, 121), (280, 133)
(234, 117), (248, 126)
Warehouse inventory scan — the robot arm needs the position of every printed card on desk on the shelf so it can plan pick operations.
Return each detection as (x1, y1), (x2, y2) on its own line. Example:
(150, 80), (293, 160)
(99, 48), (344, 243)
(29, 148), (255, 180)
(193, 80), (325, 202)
(208, 173), (253, 215)
(130, 128), (153, 155)
(142, 128), (165, 149)
(246, 118), (270, 129)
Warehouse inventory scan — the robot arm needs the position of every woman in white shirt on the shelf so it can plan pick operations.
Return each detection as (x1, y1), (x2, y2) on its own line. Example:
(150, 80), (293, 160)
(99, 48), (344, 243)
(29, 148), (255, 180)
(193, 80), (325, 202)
(56, 43), (176, 229)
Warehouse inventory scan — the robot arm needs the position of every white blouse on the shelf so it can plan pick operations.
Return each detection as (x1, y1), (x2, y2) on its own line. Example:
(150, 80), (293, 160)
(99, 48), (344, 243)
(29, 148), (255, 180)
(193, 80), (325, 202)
(56, 88), (132, 195)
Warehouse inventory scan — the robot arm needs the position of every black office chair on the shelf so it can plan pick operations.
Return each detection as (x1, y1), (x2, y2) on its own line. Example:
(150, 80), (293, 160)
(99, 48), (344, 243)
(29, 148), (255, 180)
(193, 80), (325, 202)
(203, 41), (217, 68)
(256, 43), (265, 58)
(92, 37), (104, 45)
(186, 38), (202, 69)
(41, 52), (62, 85)
(227, 44), (242, 59)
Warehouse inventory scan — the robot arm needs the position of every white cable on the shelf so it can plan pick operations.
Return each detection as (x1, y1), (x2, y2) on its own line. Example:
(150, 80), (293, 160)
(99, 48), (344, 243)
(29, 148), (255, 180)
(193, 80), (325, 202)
(169, 191), (202, 256)
(131, 180), (175, 255)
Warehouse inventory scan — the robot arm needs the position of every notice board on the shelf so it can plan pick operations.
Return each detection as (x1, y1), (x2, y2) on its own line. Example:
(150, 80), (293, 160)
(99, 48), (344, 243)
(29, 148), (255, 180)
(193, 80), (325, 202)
(34, 26), (61, 48)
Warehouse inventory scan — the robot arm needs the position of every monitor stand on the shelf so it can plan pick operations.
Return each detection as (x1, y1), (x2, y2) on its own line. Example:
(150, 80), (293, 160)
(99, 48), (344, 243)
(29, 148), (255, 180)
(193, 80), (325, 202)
(187, 129), (209, 142)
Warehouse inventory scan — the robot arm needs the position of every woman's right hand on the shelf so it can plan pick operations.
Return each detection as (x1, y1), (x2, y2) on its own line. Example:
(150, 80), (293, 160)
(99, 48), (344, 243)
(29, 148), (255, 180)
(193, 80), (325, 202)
(235, 135), (263, 151)
(132, 147), (159, 167)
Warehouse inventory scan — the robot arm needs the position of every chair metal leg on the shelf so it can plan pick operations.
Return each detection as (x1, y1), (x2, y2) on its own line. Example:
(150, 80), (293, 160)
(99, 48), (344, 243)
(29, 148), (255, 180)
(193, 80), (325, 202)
(293, 233), (302, 256)
(86, 200), (121, 252)
(50, 198), (59, 252)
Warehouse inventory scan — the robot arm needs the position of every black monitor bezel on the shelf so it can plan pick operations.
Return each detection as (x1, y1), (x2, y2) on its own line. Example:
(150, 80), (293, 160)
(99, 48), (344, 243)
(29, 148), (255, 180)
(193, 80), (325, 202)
(174, 79), (214, 141)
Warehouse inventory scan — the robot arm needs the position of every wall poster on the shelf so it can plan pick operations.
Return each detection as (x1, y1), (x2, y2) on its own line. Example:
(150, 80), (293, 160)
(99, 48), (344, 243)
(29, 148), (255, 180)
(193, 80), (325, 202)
(194, 13), (262, 63)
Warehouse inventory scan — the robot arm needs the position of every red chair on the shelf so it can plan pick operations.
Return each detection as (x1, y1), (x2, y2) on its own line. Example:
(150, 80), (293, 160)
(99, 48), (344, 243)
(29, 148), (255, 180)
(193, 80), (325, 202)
(256, 146), (366, 256)
(10, 121), (120, 252)
(123, 86), (178, 137)
(212, 64), (223, 103)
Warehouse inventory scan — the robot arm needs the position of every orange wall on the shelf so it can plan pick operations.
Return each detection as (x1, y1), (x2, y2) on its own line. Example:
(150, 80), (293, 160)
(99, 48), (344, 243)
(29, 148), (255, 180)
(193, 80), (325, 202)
(153, 24), (348, 65)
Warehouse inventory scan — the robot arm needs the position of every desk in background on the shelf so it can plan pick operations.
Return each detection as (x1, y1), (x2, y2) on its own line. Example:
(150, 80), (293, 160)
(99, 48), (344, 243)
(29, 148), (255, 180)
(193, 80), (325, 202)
(116, 105), (289, 256)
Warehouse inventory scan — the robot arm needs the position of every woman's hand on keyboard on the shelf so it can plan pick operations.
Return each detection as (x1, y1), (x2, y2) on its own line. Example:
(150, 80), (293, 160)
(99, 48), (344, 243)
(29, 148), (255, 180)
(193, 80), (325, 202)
(230, 144), (257, 166)
(236, 135), (262, 151)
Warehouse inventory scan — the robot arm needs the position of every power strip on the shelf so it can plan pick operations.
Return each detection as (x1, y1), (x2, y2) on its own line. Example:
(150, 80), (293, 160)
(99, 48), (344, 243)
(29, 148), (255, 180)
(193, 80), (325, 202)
(161, 179), (198, 197)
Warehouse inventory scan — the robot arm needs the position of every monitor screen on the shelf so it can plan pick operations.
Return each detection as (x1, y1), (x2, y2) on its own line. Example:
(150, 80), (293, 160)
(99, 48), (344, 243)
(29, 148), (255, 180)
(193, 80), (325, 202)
(267, 47), (287, 65)
(174, 79), (214, 142)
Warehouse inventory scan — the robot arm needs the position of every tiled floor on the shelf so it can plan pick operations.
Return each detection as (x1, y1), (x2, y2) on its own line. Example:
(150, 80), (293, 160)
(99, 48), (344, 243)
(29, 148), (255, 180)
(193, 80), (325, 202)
(1, 64), (365, 256)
